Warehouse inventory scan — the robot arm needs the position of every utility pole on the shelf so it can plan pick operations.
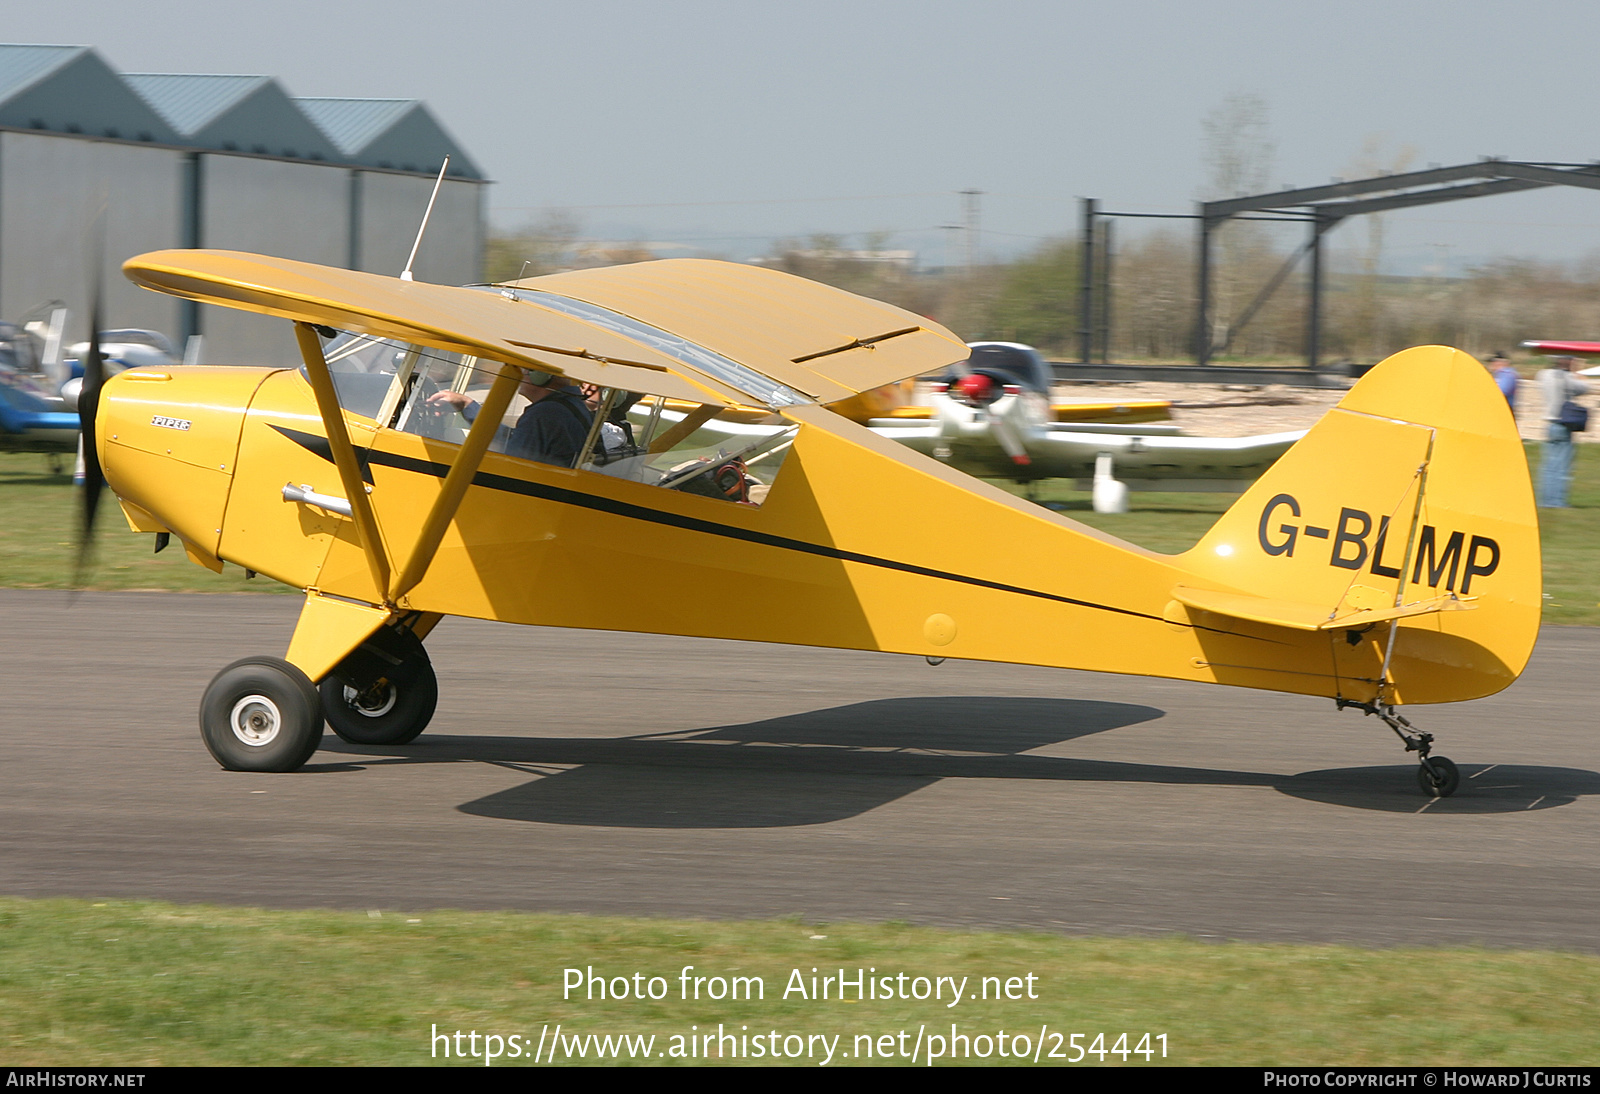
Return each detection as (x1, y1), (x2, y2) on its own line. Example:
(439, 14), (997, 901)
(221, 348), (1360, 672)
(1079, 197), (1097, 364)
(1195, 205), (1213, 366)
(959, 189), (983, 277)
(1098, 217), (1114, 364)
(939, 222), (962, 331)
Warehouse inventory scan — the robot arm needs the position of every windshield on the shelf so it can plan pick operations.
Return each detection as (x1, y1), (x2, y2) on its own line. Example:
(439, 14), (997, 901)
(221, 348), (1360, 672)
(301, 331), (447, 423)
(575, 393), (795, 506)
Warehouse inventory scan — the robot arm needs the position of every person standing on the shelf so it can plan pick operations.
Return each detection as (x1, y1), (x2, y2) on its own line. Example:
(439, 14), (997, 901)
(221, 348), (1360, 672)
(1486, 352), (1518, 416)
(1537, 355), (1590, 508)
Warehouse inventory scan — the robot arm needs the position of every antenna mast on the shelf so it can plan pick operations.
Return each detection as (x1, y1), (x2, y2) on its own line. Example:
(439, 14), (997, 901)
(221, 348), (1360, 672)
(400, 156), (451, 282)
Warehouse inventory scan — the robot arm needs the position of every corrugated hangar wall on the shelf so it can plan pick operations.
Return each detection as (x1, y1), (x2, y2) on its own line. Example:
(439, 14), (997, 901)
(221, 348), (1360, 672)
(0, 45), (488, 364)
(0, 134), (486, 367)
(195, 155), (350, 367)
(0, 132), (186, 341)
(356, 172), (481, 281)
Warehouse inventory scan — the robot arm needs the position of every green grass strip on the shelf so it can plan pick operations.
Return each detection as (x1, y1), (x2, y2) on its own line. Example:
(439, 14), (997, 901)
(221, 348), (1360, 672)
(0, 897), (1595, 1066)
(0, 454), (285, 594)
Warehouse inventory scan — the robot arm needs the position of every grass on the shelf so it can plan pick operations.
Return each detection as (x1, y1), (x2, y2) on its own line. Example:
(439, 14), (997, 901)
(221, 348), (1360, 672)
(1, 897), (1596, 1067)
(1013, 483), (1232, 555)
(0, 453), (288, 594)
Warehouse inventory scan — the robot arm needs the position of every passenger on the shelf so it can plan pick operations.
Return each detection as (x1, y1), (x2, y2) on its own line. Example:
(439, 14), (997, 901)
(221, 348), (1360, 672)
(427, 368), (593, 467)
(578, 382), (643, 460)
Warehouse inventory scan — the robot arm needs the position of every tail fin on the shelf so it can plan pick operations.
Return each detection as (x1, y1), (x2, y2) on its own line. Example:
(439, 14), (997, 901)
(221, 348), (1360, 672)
(1176, 345), (1539, 704)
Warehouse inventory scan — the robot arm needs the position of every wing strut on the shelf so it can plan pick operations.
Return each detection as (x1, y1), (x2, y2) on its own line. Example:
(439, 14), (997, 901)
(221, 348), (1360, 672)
(389, 362), (522, 603)
(295, 321), (392, 600)
(648, 403), (722, 453)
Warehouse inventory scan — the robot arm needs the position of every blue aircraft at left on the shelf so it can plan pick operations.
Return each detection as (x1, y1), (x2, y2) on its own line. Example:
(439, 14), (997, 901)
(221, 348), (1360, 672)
(0, 323), (76, 457)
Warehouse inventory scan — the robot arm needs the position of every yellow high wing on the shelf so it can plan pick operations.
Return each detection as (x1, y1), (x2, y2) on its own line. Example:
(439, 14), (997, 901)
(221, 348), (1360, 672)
(110, 249), (1538, 778)
(503, 258), (969, 400)
(125, 250), (966, 405)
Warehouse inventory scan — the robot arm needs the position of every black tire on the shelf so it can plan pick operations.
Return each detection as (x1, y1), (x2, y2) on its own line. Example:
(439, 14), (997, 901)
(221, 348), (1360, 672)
(1417, 756), (1461, 798)
(199, 657), (324, 772)
(320, 656), (437, 746)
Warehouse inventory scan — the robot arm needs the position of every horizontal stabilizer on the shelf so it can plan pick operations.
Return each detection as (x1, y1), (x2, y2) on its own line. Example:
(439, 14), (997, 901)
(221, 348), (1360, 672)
(1172, 584), (1476, 632)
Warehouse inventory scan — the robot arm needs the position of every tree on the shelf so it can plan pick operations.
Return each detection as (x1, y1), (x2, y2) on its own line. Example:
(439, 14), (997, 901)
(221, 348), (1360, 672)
(1200, 94), (1277, 354)
(1115, 229), (1194, 360)
(483, 210), (581, 282)
(981, 239), (1078, 352)
(1200, 93), (1275, 201)
(1346, 134), (1417, 359)
(758, 233), (946, 321)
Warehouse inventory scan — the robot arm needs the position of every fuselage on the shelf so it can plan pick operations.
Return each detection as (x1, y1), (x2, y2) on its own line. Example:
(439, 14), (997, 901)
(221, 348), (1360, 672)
(98, 344), (1539, 708)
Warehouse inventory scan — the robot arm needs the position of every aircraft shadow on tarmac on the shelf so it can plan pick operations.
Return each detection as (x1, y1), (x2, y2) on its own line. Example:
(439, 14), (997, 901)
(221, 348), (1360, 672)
(315, 697), (1600, 827)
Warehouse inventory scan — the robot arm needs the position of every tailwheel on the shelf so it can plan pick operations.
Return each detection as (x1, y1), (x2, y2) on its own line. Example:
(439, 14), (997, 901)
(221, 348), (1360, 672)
(200, 657), (325, 772)
(1417, 756), (1460, 798)
(320, 649), (437, 746)
(1336, 698), (1462, 798)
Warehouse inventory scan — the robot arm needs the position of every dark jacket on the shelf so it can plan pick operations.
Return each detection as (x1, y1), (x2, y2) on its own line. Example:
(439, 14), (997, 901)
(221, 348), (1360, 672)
(507, 386), (592, 466)
(465, 384), (594, 467)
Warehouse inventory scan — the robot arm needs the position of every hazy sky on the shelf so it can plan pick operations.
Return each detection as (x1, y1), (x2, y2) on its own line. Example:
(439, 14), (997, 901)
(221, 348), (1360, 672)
(11, 1), (1600, 270)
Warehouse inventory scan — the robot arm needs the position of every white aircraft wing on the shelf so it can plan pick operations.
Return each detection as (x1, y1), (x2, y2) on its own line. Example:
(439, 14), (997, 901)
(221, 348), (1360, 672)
(870, 415), (1304, 486)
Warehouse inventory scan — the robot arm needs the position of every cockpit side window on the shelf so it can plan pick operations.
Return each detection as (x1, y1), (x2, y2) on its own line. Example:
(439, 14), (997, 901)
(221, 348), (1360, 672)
(573, 388), (794, 506)
(395, 356), (593, 466)
(311, 330), (791, 504)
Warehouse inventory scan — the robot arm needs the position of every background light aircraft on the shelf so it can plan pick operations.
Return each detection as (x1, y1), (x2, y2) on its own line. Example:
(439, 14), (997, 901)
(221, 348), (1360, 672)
(1520, 339), (1600, 377)
(0, 362), (76, 456)
(1520, 339), (1600, 356)
(85, 250), (1539, 797)
(855, 342), (1304, 511)
(0, 319), (75, 456)
(58, 330), (182, 410)
(0, 310), (179, 461)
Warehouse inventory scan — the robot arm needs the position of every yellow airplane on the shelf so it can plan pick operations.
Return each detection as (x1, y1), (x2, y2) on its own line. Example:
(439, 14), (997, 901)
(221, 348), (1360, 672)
(90, 250), (1539, 797)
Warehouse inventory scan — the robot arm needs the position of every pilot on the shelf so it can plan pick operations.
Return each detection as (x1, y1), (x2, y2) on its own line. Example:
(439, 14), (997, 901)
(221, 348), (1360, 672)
(428, 368), (593, 467)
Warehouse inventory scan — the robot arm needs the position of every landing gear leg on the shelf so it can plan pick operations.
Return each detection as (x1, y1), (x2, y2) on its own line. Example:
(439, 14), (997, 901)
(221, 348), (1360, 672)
(1337, 698), (1460, 798)
(319, 618), (438, 746)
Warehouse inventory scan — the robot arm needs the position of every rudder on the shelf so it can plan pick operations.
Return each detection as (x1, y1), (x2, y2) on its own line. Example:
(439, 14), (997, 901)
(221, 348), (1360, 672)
(1175, 345), (1539, 704)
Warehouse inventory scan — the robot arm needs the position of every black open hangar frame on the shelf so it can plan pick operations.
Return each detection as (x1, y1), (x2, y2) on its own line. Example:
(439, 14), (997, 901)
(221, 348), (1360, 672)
(1071, 159), (1600, 377)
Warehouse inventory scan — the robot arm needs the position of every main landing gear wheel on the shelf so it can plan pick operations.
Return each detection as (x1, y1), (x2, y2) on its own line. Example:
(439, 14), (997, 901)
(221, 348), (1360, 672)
(200, 657), (325, 772)
(1417, 756), (1460, 798)
(319, 656), (437, 746)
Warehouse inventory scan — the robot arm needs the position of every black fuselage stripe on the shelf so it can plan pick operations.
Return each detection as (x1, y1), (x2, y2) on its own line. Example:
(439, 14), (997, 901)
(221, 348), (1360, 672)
(272, 423), (1243, 634)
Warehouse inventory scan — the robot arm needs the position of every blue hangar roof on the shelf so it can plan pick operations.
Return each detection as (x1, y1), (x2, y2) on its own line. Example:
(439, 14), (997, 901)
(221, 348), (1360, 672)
(0, 44), (483, 180)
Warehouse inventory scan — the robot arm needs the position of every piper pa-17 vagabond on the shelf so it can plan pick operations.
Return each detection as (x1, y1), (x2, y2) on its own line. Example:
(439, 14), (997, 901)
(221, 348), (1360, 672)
(88, 250), (1538, 796)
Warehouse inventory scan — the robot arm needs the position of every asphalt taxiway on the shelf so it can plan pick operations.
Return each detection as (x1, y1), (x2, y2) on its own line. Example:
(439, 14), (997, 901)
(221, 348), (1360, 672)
(2, 589), (1596, 949)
